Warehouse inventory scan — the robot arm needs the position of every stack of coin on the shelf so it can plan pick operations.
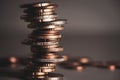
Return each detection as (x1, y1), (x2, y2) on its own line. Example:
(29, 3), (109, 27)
(21, 1), (66, 80)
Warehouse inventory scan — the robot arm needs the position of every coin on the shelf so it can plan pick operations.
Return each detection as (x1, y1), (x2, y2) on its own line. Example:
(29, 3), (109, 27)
(21, 16), (56, 22)
(46, 73), (63, 80)
(40, 53), (59, 59)
(29, 38), (60, 42)
(29, 34), (61, 40)
(40, 18), (56, 22)
(33, 41), (59, 45)
(32, 2), (51, 7)
(31, 46), (63, 53)
(33, 71), (45, 76)
(34, 30), (59, 34)
(32, 73), (63, 80)
(37, 63), (56, 67)
(38, 66), (55, 69)
(23, 9), (55, 16)
(24, 9), (55, 16)
(39, 68), (55, 73)
(36, 45), (59, 48)
(23, 39), (60, 47)
(27, 22), (54, 28)
(28, 24), (64, 31)
(20, 2), (51, 8)
(27, 61), (56, 67)
(24, 8), (56, 14)
(32, 52), (58, 58)
(21, 14), (57, 19)
(35, 57), (65, 63)
(32, 44), (59, 48)
(51, 19), (67, 25)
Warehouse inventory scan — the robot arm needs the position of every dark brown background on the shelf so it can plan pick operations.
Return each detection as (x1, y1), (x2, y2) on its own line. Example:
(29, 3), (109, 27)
(0, 0), (120, 80)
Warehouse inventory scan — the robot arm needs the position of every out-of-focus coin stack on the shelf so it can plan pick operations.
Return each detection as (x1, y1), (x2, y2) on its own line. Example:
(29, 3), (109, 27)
(20, 1), (67, 80)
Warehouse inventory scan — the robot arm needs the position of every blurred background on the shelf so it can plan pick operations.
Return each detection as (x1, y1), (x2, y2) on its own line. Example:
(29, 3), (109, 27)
(0, 0), (120, 80)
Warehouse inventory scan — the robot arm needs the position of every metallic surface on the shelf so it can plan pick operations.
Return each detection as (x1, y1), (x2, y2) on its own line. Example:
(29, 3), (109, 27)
(20, 1), (66, 80)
